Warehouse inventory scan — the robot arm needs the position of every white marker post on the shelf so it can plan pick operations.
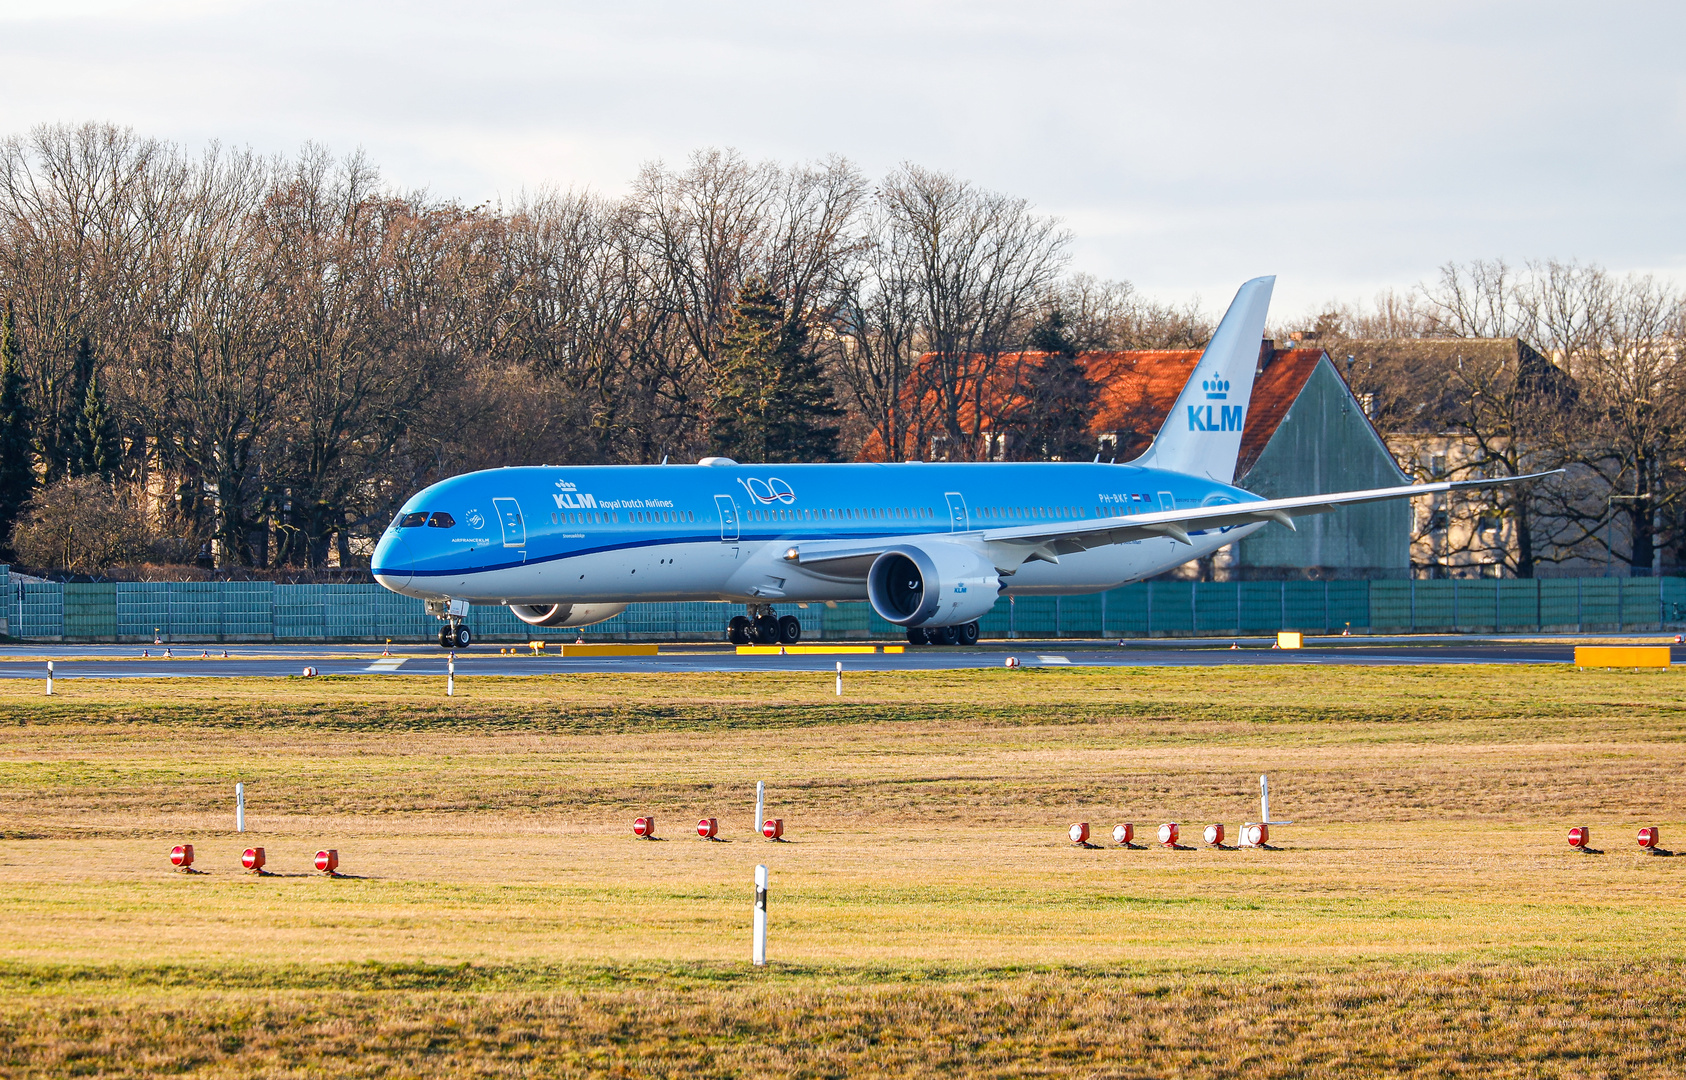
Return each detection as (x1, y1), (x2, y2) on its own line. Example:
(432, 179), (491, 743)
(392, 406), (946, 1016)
(45, 660), (52, 696)
(753, 864), (768, 966)
(235, 781), (245, 832)
(447, 650), (455, 697)
(1260, 774), (1293, 826)
(755, 780), (764, 838)
(835, 661), (842, 696)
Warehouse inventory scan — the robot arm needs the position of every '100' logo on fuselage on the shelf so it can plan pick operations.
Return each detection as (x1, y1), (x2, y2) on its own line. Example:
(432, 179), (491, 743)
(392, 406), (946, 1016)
(1188, 404), (1244, 432)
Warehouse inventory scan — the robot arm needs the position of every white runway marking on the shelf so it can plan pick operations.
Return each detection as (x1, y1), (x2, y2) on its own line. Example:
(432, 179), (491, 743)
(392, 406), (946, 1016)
(1037, 655), (1072, 665)
(364, 658), (407, 672)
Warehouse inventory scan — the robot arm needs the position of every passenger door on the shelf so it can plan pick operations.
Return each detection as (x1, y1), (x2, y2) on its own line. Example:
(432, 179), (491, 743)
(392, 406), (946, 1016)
(714, 495), (740, 541)
(946, 492), (968, 532)
(493, 498), (525, 548)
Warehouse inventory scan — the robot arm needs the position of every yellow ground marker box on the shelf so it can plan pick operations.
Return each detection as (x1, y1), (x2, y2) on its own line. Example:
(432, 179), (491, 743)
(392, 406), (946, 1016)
(735, 644), (897, 655)
(1276, 631), (1304, 649)
(1574, 645), (1670, 668)
(552, 643), (659, 657)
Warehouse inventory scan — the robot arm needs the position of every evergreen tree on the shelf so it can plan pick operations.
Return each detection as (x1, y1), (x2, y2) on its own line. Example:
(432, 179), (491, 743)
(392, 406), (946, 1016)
(70, 367), (118, 478)
(0, 304), (35, 553)
(706, 277), (842, 463)
(1009, 309), (1100, 461)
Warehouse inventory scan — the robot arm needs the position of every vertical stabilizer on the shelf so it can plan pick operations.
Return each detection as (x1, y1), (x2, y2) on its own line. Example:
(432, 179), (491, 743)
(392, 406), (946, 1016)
(1132, 276), (1275, 482)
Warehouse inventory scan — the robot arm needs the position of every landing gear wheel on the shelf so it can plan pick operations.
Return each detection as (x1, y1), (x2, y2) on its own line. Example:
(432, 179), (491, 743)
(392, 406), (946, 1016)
(957, 621), (980, 646)
(727, 615), (752, 645)
(777, 615), (802, 645)
(906, 626), (931, 646)
(452, 625), (471, 649)
(438, 627), (452, 648)
(754, 615), (781, 645)
(933, 625), (960, 646)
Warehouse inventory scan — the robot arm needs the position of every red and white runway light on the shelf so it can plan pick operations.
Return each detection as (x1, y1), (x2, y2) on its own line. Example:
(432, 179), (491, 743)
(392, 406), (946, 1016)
(633, 816), (656, 838)
(1203, 824), (1225, 848)
(762, 819), (784, 840)
(169, 844), (194, 871)
(1069, 822), (1090, 845)
(241, 847), (266, 874)
(1113, 823), (1134, 847)
(697, 817), (718, 840)
(1638, 826), (1661, 850)
(1568, 826), (1590, 850)
(315, 849), (339, 876)
(1157, 823), (1179, 848)
(1242, 823), (1269, 848)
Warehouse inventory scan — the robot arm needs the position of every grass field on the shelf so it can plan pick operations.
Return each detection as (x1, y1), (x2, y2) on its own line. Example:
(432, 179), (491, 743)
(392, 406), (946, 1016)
(1, 663), (1683, 1077)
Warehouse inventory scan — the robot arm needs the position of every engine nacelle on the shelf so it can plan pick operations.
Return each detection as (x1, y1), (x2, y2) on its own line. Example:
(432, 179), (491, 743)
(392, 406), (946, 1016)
(866, 544), (1000, 627)
(510, 602), (628, 628)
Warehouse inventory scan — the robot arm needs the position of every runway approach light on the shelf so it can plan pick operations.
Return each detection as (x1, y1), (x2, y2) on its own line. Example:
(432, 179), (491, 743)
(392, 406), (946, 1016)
(1203, 824), (1226, 847)
(241, 847), (267, 874)
(169, 844), (195, 871)
(762, 819), (784, 840)
(1069, 822), (1090, 845)
(1113, 823), (1135, 847)
(633, 816), (656, 838)
(697, 817), (719, 840)
(1242, 823), (1270, 847)
(314, 850), (340, 876)
(1158, 823), (1180, 848)
(1638, 827), (1662, 850)
(1568, 826), (1590, 850)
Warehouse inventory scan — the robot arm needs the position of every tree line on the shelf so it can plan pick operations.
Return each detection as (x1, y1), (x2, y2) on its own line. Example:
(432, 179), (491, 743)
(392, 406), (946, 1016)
(0, 124), (1680, 579)
(0, 123), (1203, 573)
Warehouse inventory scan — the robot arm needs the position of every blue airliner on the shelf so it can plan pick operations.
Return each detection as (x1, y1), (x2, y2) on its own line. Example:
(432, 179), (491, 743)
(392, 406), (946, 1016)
(373, 278), (1544, 648)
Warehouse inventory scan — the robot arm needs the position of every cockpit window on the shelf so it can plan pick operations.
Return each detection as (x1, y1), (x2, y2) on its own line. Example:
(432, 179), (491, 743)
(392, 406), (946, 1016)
(398, 512), (428, 528)
(427, 512), (455, 528)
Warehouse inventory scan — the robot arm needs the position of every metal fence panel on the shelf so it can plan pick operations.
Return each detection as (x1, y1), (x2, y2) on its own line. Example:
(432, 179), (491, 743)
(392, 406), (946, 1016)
(1578, 579), (1622, 629)
(17, 581), (64, 639)
(63, 583), (117, 640)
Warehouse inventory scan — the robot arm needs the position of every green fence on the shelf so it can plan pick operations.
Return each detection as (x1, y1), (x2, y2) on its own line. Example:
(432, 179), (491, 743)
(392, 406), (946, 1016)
(7, 570), (1686, 643)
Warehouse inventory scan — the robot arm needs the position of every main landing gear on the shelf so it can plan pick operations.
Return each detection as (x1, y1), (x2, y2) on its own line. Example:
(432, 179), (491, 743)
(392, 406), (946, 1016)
(727, 604), (801, 646)
(907, 622), (980, 646)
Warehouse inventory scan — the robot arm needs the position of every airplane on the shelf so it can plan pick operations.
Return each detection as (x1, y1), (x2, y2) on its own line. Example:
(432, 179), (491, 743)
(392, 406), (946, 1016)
(372, 276), (1551, 649)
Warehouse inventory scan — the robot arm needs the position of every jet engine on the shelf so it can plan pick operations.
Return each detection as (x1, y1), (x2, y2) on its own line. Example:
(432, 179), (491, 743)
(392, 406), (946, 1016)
(866, 544), (1000, 627)
(510, 602), (628, 628)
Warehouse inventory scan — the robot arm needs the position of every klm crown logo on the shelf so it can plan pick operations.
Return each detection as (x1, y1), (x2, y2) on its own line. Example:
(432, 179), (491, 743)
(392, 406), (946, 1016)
(1189, 371), (1243, 431)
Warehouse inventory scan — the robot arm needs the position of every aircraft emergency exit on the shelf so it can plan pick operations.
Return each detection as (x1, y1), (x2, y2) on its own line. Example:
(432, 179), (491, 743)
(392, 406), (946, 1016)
(372, 277), (1550, 648)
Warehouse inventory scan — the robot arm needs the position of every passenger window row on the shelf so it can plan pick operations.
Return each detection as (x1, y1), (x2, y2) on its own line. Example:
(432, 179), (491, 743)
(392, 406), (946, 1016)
(747, 506), (935, 523)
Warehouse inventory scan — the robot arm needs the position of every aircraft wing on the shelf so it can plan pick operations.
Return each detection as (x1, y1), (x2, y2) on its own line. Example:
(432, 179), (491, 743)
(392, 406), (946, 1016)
(782, 471), (1560, 577)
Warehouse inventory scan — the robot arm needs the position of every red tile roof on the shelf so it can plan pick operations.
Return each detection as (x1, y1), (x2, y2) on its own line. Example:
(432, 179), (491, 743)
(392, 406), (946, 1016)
(1082, 347), (1328, 474)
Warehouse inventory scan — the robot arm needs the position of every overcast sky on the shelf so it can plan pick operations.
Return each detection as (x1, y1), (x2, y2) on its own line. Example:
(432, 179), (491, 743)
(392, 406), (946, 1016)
(0, 1), (1680, 318)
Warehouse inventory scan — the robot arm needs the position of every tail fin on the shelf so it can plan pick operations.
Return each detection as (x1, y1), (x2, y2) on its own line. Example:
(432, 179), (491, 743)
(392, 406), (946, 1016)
(1132, 275), (1275, 482)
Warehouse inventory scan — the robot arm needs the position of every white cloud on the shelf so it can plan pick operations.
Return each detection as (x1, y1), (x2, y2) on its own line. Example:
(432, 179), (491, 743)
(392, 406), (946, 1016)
(0, 0), (1680, 317)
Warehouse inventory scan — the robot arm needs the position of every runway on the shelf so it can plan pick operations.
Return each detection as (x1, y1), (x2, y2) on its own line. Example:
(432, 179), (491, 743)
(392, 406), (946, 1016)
(0, 636), (1674, 680)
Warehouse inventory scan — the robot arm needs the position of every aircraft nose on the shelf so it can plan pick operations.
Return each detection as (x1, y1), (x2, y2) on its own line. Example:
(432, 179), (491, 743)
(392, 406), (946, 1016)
(372, 533), (413, 591)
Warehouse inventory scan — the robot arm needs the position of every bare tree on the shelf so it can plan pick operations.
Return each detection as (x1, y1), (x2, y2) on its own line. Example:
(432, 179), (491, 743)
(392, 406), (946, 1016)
(876, 165), (1068, 460)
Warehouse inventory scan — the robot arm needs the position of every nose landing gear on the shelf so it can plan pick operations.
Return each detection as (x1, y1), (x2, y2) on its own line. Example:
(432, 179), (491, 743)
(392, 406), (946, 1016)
(426, 599), (472, 649)
(727, 605), (803, 645)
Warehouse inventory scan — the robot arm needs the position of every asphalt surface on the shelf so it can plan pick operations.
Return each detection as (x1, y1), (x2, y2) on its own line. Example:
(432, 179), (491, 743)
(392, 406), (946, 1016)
(0, 637), (1675, 679)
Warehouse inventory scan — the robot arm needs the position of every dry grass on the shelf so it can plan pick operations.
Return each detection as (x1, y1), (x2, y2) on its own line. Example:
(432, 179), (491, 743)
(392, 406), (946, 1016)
(0, 665), (1684, 1076)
